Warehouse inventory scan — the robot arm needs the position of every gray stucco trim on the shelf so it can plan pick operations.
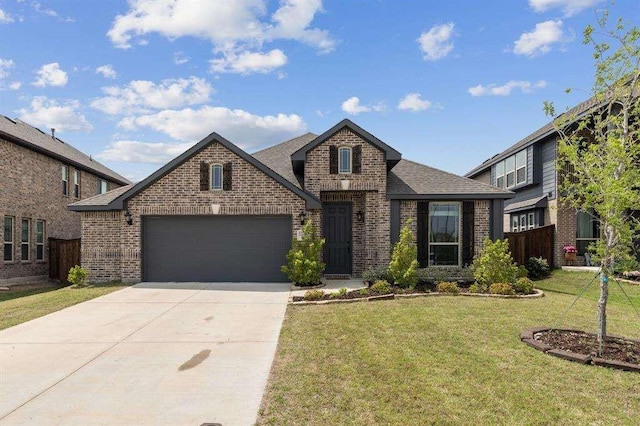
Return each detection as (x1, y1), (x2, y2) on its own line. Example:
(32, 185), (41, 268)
(69, 132), (321, 211)
(387, 193), (514, 200)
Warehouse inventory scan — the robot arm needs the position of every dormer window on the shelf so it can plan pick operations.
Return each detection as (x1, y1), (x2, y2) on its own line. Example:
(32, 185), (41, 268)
(339, 147), (352, 174)
(211, 164), (223, 190)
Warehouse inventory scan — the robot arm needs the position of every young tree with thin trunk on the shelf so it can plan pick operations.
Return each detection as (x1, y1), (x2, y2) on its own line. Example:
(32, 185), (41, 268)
(544, 12), (640, 356)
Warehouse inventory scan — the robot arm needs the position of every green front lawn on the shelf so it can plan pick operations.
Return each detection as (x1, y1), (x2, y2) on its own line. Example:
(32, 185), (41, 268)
(0, 282), (129, 330)
(258, 271), (640, 425)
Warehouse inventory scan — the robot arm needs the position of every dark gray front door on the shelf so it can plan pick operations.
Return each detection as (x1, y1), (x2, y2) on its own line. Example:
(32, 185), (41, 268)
(323, 204), (352, 274)
(142, 215), (292, 282)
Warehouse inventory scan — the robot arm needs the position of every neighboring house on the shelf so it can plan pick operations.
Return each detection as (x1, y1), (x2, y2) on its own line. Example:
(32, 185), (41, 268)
(70, 119), (512, 283)
(0, 116), (131, 283)
(465, 96), (604, 267)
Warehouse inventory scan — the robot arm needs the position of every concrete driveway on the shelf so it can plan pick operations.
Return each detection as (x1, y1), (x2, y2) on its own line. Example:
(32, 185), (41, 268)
(0, 282), (290, 425)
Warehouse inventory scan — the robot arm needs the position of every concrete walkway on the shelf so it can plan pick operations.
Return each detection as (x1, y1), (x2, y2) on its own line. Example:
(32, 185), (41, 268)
(0, 282), (290, 426)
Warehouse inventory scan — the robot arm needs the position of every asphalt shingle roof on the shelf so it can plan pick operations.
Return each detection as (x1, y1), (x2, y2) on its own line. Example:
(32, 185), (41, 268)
(252, 132), (317, 188)
(388, 159), (512, 198)
(69, 184), (134, 207)
(0, 115), (130, 185)
(465, 94), (601, 178)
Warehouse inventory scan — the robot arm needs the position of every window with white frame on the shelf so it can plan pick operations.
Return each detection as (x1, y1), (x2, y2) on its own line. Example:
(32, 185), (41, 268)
(512, 215), (519, 232)
(519, 214), (527, 232)
(3, 216), (13, 262)
(36, 220), (45, 261)
(494, 149), (528, 189)
(211, 164), (223, 190)
(428, 202), (460, 266)
(576, 210), (600, 255)
(21, 219), (30, 261)
(98, 179), (108, 194)
(73, 170), (80, 198)
(62, 165), (68, 196)
(338, 147), (352, 174)
(527, 212), (535, 230)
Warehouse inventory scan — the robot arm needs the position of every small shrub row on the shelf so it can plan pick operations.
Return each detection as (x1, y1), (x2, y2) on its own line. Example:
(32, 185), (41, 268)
(371, 280), (392, 294)
(436, 281), (460, 294)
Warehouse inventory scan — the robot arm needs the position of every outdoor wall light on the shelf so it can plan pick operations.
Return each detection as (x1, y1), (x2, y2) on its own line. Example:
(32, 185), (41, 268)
(124, 210), (133, 226)
(356, 209), (365, 223)
(299, 210), (307, 225)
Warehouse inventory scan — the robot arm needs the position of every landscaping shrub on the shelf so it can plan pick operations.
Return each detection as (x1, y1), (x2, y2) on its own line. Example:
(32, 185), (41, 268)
(67, 265), (88, 287)
(330, 287), (348, 299)
(358, 288), (370, 297)
(514, 277), (534, 294)
(518, 265), (529, 278)
(472, 238), (518, 286)
(282, 220), (325, 286)
(436, 281), (460, 294)
(388, 220), (419, 288)
(468, 283), (485, 293)
(613, 257), (640, 275)
(524, 257), (551, 280)
(371, 280), (392, 294)
(489, 283), (515, 295)
(417, 267), (474, 283)
(362, 265), (390, 284)
(303, 289), (324, 301)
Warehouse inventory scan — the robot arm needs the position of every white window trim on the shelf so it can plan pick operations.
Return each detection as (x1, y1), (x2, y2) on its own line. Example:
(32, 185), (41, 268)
(98, 179), (108, 195)
(519, 214), (527, 232)
(73, 170), (80, 198)
(211, 164), (223, 190)
(62, 165), (69, 196)
(21, 218), (30, 262)
(512, 216), (519, 232)
(4, 216), (14, 262)
(527, 212), (535, 230)
(338, 146), (352, 174)
(515, 151), (527, 185)
(428, 201), (462, 267)
(36, 220), (45, 261)
(495, 149), (528, 189)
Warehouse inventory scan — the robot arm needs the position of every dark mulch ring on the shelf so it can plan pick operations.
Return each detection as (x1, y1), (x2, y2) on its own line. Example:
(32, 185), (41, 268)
(530, 329), (640, 371)
(291, 282), (533, 302)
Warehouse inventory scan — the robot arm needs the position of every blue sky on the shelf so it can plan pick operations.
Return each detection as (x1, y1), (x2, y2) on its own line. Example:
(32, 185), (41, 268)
(0, 0), (638, 182)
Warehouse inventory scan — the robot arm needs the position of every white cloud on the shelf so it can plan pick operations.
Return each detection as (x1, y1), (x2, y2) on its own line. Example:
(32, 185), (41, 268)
(468, 80), (547, 97)
(341, 97), (370, 115)
(210, 49), (287, 74)
(33, 62), (68, 87)
(96, 64), (117, 79)
(91, 77), (213, 115)
(0, 8), (14, 23)
(17, 96), (93, 132)
(417, 23), (455, 61)
(173, 51), (190, 65)
(31, 2), (74, 22)
(107, 0), (335, 74)
(9, 81), (21, 90)
(118, 106), (306, 149)
(96, 140), (193, 164)
(0, 58), (14, 79)
(398, 93), (432, 112)
(529, 0), (600, 16)
(513, 20), (566, 57)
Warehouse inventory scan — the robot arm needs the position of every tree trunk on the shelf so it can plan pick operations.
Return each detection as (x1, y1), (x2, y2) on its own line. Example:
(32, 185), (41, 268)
(597, 271), (609, 356)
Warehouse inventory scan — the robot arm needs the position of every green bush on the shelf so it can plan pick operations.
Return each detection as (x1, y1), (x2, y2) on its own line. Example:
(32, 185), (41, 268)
(517, 265), (529, 278)
(468, 283), (485, 293)
(330, 287), (348, 299)
(388, 220), (419, 288)
(613, 257), (640, 275)
(362, 265), (390, 283)
(489, 283), (515, 295)
(472, 238), (518, 286)
(303, 289), (325, 301)
(436, 281), (460, 294)
(282, 220), (326, 286)
(358, 288), (370, 297)
(417, 267), (474, 283)
(371, 280), (392, 294)
(514, 277), (534, 294)
(524, 257), (551, 280)
(67, 265), (88, 287)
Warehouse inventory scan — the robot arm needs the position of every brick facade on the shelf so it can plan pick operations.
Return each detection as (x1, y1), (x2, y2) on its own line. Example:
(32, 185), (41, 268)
(81, 142), (307, 282)
(0, 137), (122, 281)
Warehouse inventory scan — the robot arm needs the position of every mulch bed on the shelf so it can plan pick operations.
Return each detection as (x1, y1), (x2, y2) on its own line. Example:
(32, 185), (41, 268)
(535, 329), (639, 365)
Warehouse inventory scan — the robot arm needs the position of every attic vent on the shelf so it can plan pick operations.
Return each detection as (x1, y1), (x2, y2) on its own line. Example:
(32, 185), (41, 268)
(51, 128), (56, 139)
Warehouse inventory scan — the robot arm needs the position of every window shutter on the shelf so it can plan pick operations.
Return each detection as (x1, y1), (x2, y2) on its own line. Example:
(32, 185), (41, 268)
(329, 145), (338, 174)
(352, 145), (362, 174)
(223, 162), (233, 191)
(417, 202), (429, 267)
(462, 201), (475, 267)
(200, 162), (209, 191)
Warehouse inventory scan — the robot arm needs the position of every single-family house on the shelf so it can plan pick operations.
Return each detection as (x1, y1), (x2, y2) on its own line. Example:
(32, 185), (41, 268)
(70, 119), (512, 283)
(0, 116), (130, 283)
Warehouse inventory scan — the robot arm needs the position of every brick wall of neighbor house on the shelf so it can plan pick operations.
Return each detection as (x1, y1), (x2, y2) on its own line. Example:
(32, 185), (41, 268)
(85, 141), (308, 282)
(80, 211), (123, 282)
(305, 129), (390, 272)
(0, 137), (122, 281)
(555, 201), (584, 267)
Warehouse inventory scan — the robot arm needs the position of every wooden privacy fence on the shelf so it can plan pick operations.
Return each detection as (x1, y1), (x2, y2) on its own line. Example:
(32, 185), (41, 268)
(49, 238), (81, 285)
(504, 225), (555, 268)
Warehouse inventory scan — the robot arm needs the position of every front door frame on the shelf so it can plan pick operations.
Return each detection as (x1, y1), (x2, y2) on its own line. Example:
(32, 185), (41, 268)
(322, 202), (352, 275)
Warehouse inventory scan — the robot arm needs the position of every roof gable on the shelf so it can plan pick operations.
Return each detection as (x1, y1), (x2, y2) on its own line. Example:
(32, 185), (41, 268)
(69, 132), (320, 211)
(290, 119), (401, 174)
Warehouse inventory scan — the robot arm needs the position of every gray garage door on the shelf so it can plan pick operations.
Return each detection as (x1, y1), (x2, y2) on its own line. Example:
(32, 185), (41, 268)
(143, 216), (292, 282)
